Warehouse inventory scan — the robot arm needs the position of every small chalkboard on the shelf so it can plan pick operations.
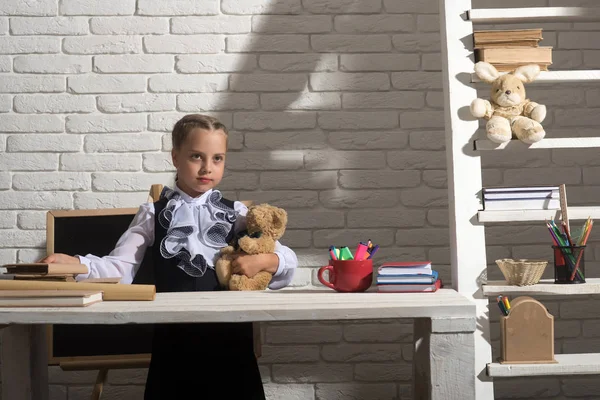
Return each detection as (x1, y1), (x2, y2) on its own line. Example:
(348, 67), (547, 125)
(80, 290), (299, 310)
(46, 207), (155, 365)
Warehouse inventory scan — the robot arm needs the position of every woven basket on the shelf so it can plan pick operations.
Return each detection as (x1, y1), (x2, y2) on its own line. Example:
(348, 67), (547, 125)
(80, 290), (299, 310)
(495, 258), (548, 286)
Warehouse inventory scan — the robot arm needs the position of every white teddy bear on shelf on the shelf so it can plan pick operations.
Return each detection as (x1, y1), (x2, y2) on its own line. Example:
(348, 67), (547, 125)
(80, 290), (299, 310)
(470, 61), (547, 144)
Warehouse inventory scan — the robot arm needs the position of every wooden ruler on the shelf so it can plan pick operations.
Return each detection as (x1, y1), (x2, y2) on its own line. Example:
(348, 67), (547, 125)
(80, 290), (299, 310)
(559, 184), (569, 233)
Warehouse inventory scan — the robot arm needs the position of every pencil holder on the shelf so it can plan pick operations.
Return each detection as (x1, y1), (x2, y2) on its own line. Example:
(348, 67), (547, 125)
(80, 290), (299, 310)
(500, 296), (556, 364)
(553, 245), (586, 284)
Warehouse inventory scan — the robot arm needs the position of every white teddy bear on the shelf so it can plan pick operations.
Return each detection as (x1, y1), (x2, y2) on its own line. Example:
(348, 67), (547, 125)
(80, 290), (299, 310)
(470, 61), (547, 144)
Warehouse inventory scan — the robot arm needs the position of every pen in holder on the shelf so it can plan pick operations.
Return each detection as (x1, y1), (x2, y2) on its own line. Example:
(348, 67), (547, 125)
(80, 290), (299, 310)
(553, 245), (586, 284)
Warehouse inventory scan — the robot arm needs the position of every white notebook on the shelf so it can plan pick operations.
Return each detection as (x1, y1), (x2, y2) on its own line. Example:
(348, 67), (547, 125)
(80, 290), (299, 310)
(483, 186), (559, 193)
(484, 191), (558, 200)
(483, 198), (560, 210)
(0, 290), (103, 307)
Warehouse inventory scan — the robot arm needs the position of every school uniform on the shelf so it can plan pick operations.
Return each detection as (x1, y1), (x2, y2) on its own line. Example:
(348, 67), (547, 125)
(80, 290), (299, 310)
(76, 186), (298, 399)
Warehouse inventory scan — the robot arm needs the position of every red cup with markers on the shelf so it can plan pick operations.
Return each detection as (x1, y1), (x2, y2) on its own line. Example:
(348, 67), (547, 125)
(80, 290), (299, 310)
(318, 259), (373, 293)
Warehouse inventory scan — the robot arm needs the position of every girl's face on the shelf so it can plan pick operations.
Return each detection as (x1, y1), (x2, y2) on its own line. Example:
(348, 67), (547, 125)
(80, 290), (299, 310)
(171, 128), (227, 198)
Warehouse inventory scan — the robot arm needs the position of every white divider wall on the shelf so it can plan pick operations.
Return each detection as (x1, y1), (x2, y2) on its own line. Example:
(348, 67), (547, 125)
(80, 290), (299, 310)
(439, 0), (493, 398)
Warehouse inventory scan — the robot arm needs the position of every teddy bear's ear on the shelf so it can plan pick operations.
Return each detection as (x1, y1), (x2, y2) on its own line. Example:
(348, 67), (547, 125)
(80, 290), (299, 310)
(270, 208), (288, 238)
(474, 61), (500, 83)
(512, 64), (541, 83)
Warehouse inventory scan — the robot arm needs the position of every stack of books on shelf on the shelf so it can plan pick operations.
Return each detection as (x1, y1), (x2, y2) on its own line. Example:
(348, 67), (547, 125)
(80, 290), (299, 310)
(474, 28), (552, 72)
(482, 186), (559, 211)
(376, 261), (441, 293)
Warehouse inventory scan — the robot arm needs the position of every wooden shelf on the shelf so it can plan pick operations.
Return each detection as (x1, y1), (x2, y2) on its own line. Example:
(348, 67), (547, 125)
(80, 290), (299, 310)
(478, 206), (600, 223)
(468, 7), (600, 23)
(487, 353), (600, 377)
(482, 279), (600, 297)
(472, 70), (600, 84)
(475, 137), (600, 151)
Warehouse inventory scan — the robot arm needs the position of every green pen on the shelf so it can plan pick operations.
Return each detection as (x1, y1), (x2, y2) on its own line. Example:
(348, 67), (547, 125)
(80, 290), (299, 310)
(339, 246), (354, 260)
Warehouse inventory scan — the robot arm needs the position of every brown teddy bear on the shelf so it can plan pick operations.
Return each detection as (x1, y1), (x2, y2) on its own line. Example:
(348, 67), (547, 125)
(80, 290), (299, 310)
(215, 203), (288, 291)
(470, 61), (547, 144)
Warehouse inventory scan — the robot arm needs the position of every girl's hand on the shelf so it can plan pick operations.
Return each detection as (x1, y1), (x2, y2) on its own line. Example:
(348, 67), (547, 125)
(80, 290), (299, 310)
(37, 253), (80, 264)
(231, 253), (279, 278)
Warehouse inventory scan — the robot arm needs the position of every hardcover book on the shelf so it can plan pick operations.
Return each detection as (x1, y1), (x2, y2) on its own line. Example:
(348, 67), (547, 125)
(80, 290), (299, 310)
(2, 263), (88, 276)
(377, 279), (442, 293)
(0, 290), (103, 307)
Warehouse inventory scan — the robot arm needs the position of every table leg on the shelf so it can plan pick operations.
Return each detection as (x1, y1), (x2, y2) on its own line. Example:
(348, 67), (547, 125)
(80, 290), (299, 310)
(413, 317), (476, 400)
(1, 324), (49, 400)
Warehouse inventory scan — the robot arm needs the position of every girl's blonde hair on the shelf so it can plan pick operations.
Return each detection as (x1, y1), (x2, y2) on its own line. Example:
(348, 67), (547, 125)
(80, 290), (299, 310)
(172, 114), (229, 150)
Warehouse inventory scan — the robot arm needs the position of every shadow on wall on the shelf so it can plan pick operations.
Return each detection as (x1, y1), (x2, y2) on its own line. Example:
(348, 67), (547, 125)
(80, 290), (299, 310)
(194, 0), (444, 274)
(217, 1), (342, 270)
(193, 3), (419, 395)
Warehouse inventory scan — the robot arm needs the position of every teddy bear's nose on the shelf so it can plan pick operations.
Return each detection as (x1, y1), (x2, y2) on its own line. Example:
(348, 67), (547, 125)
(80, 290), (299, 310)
(505, 90), (511, 95)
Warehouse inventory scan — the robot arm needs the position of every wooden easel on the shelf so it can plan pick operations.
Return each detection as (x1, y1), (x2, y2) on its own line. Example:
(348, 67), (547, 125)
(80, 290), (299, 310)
(61, 357), (151, 400)
(87, 184), (261, 400)
(82, 184), (162, 400)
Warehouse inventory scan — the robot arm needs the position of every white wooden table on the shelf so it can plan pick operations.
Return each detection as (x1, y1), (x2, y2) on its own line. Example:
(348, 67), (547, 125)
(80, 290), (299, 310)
(0, 289), (476, 400)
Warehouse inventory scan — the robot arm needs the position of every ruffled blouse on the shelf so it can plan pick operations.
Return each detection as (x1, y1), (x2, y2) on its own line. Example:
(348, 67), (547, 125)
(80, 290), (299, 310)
(76, 185), (298, 290)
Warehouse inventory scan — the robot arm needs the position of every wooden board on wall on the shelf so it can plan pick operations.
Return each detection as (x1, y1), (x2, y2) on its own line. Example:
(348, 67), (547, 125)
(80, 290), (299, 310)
(45, 193), (261, 368)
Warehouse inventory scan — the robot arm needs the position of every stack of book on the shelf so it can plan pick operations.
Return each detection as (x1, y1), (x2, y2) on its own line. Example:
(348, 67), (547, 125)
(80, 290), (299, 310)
(0, 263), (111, 307)
(474, 28), (552, 72)
(0, 290), (103, 307)
(483, 186), (559, 211)
(2, 262), (89, 282)
(376, 261), (441, 293)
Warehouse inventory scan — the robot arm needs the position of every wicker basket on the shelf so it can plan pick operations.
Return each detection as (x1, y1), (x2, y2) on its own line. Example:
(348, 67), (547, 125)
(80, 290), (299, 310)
(495, 259), (548, 286)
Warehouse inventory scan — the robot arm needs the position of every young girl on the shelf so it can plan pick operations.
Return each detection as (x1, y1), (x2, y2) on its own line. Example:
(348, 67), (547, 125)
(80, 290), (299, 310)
(40, 114), (298, 399)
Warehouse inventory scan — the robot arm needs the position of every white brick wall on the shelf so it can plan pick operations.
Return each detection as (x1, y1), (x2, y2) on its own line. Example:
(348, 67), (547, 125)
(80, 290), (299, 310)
(1, 0), (600, 398)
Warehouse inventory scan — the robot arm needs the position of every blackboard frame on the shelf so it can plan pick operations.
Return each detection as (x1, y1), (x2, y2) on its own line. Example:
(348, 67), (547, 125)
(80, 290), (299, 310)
(45, 207), (153, 366)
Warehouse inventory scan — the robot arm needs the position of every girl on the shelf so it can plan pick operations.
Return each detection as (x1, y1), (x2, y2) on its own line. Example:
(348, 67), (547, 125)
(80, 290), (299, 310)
(40, 114), (298, 399)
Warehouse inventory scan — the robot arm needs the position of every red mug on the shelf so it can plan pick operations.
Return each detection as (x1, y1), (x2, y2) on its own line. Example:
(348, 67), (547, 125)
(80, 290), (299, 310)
(318, 259), (373, 292)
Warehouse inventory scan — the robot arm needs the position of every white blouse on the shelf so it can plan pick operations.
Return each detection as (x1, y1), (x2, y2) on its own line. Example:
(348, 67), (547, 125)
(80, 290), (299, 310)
(76, 186), (298, 290)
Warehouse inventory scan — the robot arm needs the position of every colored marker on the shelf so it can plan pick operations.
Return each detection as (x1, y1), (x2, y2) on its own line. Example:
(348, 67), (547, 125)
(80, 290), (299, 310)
(367, 244), (379, 259)
(496, 296), (505, 315)
(329, 246), (337, 260)
(339, 246), (354, 260)
(354, 243), (368, 261)
(497, 296), (508, 316)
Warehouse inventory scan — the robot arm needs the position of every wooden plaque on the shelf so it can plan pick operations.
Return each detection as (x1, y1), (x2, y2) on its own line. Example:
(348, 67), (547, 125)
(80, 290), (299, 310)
(500, 296), (557, 364)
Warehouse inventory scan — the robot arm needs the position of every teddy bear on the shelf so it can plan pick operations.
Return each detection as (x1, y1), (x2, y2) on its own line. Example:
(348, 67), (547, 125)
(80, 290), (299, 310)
(470, 61), (547, 144)
(215, 203), (288, 291)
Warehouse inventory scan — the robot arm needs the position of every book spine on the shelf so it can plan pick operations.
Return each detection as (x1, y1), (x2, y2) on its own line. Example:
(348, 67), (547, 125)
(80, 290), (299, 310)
(483, 199), (559, 211)
(476, 47), (552, 64)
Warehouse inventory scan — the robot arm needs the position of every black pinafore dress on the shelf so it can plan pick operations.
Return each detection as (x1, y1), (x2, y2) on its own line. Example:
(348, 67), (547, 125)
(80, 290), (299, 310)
(140, 195), (265, 400)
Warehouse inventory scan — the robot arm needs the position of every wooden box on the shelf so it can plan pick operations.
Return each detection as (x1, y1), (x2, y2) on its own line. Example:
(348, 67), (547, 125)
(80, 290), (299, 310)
(500, 296), (557, 364)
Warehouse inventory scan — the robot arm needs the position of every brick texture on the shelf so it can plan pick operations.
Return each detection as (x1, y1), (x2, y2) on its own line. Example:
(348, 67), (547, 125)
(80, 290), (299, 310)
(0, 0), (598, 399)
